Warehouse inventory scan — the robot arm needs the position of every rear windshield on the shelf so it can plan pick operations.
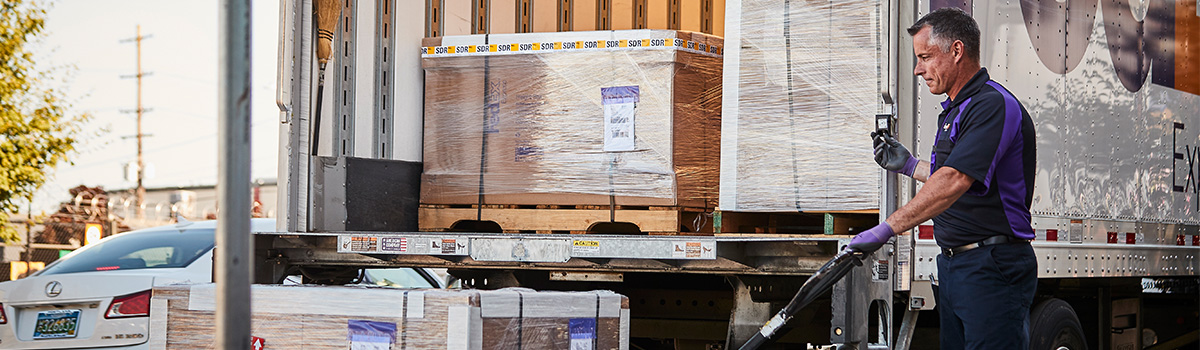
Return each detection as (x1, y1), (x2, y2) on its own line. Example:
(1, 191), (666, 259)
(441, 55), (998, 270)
(37, 227), (214, 276)
(363, 268), (437, 288)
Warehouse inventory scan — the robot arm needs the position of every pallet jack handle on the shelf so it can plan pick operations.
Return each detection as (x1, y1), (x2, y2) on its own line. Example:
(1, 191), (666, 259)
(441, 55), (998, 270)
(739, 249), (866, 350)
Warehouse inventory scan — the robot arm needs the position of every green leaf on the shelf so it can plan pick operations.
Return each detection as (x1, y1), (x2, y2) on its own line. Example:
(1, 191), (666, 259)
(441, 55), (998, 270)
(0, 0), (91, 244)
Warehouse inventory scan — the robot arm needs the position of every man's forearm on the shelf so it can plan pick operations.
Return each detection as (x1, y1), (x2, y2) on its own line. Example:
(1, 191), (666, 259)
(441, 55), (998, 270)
(910, 160), (931, 182)
(885, 166), (973, 233)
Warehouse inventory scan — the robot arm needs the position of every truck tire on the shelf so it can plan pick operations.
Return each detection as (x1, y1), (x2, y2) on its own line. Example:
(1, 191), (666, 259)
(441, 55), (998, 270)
(1029, 298), (1088, 350)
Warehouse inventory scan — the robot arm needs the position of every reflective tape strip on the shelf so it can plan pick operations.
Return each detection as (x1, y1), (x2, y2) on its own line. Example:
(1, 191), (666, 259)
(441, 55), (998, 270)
(423, 37), (722, 58)
(917, 225), (935, 240)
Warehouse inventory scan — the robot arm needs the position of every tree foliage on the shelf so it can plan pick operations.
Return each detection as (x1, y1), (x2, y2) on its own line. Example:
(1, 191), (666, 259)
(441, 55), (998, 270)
(0, 0), (88, 242)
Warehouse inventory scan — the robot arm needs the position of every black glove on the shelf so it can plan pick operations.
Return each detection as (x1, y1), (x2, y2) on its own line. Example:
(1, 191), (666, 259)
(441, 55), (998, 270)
(871, 131), (919, 177)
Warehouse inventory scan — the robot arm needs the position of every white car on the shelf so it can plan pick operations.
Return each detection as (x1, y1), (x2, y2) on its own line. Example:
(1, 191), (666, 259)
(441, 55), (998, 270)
(0, 219), (442, 349)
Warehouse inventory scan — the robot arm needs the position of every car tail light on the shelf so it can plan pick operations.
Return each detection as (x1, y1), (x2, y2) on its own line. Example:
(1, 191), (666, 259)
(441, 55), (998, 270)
(0, 303), (6, 324)
(105, 290), (151, 319)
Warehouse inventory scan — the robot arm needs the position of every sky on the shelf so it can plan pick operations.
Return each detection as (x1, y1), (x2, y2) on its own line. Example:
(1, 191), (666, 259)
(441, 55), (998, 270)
(29, 0), (282, 212)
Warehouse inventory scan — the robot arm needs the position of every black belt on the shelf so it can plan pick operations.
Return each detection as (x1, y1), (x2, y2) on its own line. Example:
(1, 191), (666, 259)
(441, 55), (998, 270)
(941, 235), (1024, 258)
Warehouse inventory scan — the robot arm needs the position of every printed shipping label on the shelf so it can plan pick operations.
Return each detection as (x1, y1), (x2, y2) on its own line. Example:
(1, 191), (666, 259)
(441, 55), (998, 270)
(601, 86), (639, 152)
(569, 318), (597, 350)
(572, 240), (601, 254)
(348, 320), (396, 350)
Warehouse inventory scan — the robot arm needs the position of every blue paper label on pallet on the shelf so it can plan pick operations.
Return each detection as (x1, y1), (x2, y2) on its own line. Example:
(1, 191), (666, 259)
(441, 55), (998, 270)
(569, 318), (597, 350)
(600, 86), (640, 105)
(348, 320), (396, 350)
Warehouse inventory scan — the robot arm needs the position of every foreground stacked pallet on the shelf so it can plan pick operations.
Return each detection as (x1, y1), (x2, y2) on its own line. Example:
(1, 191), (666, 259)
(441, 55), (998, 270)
(150, 284), (628, 349)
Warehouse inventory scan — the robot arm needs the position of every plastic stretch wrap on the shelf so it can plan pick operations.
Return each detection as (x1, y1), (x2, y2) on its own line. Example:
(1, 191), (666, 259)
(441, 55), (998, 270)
(720, 0), (883, 212)
(150, 284), (629, 350)
(421, 30), (723, 208)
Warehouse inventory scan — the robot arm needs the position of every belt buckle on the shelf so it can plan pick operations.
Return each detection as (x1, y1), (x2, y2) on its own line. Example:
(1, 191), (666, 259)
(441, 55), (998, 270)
(941, 247), (954, 258)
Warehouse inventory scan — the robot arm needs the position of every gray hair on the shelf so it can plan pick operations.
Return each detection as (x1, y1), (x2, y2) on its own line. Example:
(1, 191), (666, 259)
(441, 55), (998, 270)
(907, 7), (980, 61)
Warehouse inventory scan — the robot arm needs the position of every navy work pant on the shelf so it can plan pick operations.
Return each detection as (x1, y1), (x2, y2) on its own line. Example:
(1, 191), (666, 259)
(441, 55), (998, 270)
(935, 242), (1037, 350)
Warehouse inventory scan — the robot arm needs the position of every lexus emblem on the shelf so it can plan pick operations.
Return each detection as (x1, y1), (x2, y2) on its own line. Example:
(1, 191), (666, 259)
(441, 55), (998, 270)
(45, 281), (62, 298)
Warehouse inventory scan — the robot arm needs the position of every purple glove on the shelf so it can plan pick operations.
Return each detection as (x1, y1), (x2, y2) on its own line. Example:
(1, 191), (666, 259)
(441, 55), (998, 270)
(847, 223), (895, 253)
(872, 132), (920, 177)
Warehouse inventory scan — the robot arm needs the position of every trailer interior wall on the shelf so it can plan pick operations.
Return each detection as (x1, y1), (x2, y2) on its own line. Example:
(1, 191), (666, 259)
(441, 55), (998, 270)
(719, 0), (884, 212)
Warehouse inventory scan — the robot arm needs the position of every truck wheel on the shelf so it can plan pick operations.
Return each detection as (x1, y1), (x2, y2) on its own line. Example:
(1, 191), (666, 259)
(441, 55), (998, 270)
(1029, 298), (1088, 350)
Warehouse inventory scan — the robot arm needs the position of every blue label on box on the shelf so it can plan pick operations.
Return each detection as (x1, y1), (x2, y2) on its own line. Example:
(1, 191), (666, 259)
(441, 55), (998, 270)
(348, 320), (396, 343)
(601, 86), (639, 105)
(569, 318), (597, 350)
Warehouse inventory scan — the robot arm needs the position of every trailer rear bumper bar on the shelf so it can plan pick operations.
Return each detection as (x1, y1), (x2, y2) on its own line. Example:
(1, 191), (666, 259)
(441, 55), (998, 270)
(258, 231), (852, 275)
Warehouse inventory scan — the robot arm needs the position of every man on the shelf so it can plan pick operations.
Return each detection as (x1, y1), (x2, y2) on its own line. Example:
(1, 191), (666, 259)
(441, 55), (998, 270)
(846, 7), (1038, 349)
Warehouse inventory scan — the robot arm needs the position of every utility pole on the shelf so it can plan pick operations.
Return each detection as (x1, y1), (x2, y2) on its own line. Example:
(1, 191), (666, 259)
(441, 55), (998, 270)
(121, 26), (152, 219)
(218, 0), (253, 348)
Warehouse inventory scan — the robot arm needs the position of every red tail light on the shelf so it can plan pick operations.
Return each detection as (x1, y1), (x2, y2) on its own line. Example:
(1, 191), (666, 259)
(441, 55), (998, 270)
(0, 303), (7, 324)
(105, 290), (151, 319)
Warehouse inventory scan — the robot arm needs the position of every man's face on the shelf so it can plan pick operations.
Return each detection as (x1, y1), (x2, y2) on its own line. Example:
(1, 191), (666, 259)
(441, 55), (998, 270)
(912, 27), (957, 96)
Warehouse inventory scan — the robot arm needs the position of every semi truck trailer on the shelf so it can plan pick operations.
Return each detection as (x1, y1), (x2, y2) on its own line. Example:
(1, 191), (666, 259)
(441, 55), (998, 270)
(258, 0), (1200, 348)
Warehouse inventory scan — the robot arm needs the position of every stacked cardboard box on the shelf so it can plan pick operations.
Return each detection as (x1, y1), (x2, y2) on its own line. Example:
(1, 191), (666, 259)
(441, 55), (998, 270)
(150, 284), (629, 350)
(719, 0), (883, 212)
(420, 30), (722, 208)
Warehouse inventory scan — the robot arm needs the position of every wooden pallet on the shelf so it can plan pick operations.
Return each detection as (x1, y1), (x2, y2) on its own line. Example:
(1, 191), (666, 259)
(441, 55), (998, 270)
(418, 204), (713, 235)
(713, 209), (879, 235)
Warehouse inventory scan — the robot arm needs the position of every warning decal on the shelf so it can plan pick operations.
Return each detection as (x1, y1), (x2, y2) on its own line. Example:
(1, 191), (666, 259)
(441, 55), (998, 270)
(572, 240), (601, 254)
(670, 241), (716, 259)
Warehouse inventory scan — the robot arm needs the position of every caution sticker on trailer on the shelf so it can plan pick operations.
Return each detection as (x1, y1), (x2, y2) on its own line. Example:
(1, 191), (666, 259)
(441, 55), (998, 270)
(348, 236), (378, 252)
(670, 241), (716, 259)
(572, 240), (600, 254)
(429, 238), (468, 255)
(338, 235), (469, 256)
(422, 38), (722, 58)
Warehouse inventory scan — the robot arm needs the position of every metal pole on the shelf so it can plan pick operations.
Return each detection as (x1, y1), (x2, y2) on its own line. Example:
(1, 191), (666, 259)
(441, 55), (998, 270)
(218, 0), (252, 349)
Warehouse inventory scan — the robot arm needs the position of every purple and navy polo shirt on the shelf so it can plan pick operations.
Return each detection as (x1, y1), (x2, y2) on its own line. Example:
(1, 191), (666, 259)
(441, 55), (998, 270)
(930, 68), (1037, 248)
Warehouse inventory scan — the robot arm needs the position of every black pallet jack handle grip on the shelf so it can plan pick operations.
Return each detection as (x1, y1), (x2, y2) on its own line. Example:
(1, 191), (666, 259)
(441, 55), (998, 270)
(739, 250), (865, 350)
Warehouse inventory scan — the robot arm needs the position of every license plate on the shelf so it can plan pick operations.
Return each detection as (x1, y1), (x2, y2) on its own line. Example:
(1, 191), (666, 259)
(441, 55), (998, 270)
(33, 309), (81, 339)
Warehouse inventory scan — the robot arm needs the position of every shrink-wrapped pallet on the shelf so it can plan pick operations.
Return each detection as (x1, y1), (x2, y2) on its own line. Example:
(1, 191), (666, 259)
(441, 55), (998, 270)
(420, 30), (722, 208)
(150, 284), (629, 350)
(720, 0), (883, 212)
